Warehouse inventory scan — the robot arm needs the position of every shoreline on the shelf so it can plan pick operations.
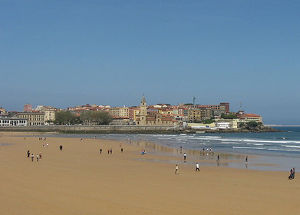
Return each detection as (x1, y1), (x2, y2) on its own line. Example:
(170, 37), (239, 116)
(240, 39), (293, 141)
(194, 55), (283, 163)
(8, 131), (296, 172)
(0, 125), (282, 134)
(0, 132), (288, 173)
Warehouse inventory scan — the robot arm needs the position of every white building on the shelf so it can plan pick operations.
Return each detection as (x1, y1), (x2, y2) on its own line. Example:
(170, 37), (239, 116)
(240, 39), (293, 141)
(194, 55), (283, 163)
(216, 122), (231, 129)
(215, 119), (238, 129)
(0, 117), (27, 126)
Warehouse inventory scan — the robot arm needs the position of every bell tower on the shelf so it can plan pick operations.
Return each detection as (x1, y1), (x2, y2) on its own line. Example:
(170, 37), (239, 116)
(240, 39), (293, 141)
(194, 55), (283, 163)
(139, 96), (147, 125)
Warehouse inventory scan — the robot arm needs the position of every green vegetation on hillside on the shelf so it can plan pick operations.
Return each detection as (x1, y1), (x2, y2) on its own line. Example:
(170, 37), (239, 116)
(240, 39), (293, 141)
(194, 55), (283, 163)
(221, 113), (237, 119)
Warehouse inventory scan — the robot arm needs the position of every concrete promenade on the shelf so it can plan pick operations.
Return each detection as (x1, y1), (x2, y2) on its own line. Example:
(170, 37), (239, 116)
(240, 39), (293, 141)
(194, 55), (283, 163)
(0, 125), (181, 133)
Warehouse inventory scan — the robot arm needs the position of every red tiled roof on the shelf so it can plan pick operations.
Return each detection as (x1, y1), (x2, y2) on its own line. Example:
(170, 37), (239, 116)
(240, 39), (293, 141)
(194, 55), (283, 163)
(240, 113), (261, 118)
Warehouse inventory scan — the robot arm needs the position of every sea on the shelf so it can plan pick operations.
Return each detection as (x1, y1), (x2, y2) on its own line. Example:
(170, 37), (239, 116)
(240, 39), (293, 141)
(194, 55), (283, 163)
(45, 127), (300, 171)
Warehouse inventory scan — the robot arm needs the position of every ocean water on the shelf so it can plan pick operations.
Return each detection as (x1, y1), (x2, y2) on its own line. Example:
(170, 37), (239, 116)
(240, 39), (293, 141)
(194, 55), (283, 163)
(43, 127), (300, 171)
(55, 127), (300, 156)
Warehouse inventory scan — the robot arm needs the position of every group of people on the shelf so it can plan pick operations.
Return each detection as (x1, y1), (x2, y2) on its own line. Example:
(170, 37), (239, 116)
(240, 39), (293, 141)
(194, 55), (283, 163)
(98, 146), (124, 155)
(175, 162), (200, 174)
(202, 147), (214, 155)
(27, 142), (64, 163)
(176, 149), (251, 174)
(288, 168), (296, 180)
(27, 150), (42, 162)
(182, 151), (221, 163)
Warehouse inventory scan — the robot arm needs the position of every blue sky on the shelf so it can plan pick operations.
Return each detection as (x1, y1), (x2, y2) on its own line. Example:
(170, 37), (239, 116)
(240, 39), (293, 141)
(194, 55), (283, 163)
(0, 0), (300, 124)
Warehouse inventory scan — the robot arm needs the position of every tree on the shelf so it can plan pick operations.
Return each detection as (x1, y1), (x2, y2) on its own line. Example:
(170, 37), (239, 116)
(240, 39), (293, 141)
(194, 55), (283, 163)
(79, 111), (113, 125)
(92, 111), (113, 125)
(54, 111), (81, 125)
(79, 111), (93, 125)
(238, 122), (245, 128)
(221, 113), (237, 119)
(246, 121), (259, 129)
(202, 119), (215, 124)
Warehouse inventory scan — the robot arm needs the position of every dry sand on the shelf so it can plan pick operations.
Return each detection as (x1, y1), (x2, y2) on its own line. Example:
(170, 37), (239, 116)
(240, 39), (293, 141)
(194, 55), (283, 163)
(0, 132), (299, 215)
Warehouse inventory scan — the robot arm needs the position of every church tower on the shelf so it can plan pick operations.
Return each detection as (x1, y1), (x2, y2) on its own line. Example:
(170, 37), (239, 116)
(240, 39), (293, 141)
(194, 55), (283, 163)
(139, 96), (147, 125)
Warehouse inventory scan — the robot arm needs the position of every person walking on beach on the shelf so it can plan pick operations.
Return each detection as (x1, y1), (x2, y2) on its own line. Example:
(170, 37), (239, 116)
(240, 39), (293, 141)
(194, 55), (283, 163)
(99, 148), (102, 154)
(31, 153), (34, 162)
(27, 150), (30, 158)
(110, 149), (113, 154)
(289, 169), (294, 180)
(108, 149), (110, 154)
(293, 168), (295, 179)
(175, 164), (179, 174)
(195, 163), (200, 171)
(36, 154), (39, 162)
(217, 154), (220, 161)
(245, 156), (248, 163)
(59, 145), (63, 151)
(183, 153), (187, 162)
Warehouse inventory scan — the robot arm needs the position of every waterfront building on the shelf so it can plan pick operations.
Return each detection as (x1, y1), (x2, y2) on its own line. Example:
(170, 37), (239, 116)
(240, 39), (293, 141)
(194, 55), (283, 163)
(0, 117), (27, 126)
(187, 119), (238, 130)
(215, 119), (239, 129)
(181, 102), (229, 118)
(16, 112), (45, 126)
(237, 113), (263, 123)
(109, 107), (129, 119)
(43, 109), (56, 123)
(129, 107), (139, 121)
(35, 106), (57, 123)
(187, 122), (216, 129)
(187, 108), (212, 122)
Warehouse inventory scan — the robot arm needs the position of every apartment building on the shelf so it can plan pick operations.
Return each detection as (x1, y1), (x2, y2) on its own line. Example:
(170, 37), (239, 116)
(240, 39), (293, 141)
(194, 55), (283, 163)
(187, 108), (212, 122)
(16, 112), (45, 126)
(109, 107), (129, 119)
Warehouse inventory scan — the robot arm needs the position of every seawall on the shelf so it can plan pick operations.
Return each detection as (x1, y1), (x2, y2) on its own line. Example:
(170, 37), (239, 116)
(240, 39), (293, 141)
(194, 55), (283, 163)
(0, 125), (182, 134)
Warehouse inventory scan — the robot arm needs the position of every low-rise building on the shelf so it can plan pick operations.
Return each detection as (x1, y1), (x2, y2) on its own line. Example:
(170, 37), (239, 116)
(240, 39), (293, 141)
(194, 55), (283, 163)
(0, 117), (27, 126)
(16, 112), (45, 126)
(237, 111), (263, 123)
(187, 123), (216, 129)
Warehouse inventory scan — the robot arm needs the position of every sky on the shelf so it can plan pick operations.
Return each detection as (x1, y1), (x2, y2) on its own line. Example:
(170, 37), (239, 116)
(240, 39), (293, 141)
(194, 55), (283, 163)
(0, 0), (300, 124)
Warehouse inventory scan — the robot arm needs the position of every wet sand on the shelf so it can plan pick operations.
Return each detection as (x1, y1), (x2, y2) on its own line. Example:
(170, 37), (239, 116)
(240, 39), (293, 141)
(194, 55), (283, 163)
(0, 132), (299, 215)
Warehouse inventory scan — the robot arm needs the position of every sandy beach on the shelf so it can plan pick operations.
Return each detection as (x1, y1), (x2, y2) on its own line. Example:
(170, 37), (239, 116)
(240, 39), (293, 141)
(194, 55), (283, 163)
(0, 132), (299, 215)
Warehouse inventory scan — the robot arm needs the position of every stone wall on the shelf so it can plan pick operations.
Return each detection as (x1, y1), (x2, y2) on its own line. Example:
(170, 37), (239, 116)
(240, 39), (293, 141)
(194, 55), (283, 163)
(0, 125), (181, 134)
